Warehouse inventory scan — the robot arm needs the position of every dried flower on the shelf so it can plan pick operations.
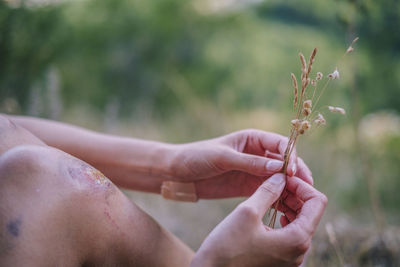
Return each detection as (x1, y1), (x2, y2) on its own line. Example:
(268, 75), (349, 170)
(268, 41), (353, 228)
(302, 107), (311, 116)
(328, 106), (346, 115)
(299, 120), (311, 134)
(346, 37), (359, 54)
(303, 100), (312, 109)
(311, 79), (316, 86)
(291, 119), (301, 129)
(301, 120), (311, 130)
(328, 68), (340, 79)
(314, 113), (326, 125)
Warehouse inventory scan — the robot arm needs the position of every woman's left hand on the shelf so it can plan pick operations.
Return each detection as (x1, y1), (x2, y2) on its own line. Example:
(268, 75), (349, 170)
(169, 129), (313, 199)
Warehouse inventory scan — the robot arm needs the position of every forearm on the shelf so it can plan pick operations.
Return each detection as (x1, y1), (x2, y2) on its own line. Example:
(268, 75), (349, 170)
(8, 115), (177, 192)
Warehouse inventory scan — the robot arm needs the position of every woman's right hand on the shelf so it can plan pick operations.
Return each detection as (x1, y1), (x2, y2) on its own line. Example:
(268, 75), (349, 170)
(191, 173), (327, 267)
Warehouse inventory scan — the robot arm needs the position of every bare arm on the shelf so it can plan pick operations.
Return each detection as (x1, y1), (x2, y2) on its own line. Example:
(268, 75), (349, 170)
(7, 115), (313, 197)
(8, 115), (175, 193)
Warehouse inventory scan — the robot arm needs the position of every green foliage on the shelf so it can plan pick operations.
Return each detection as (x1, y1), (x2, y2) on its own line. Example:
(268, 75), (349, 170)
(0, 0), (398, 119)
(2, 0), (399, 117)
(0, 1), (69, 109)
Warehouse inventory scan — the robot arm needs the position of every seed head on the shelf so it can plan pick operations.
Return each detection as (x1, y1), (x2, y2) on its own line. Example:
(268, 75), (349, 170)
(311, 79), (316, 86)
(328, 106), (346, 115)
(303, 100), (312, 109)
(328, 68), (340, 80)
(346, 47), (354, 53)
(302, 107), (312, 116)
(299, 53), (307, 77)
(346, 37), (359, 53)
(316, 72), (323, 80)
(314, 113), (326, 125)
(301, 120), (310, 130)
(291, 119), (301, 129)
(291, 73), (298, 110)
(307, 48), (317, 77)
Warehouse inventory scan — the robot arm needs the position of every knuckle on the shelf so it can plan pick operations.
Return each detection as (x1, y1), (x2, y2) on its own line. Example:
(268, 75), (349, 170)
(259, 183), (280, 198)
(318, 193), (328, 207)
(237, 204), (258, 220)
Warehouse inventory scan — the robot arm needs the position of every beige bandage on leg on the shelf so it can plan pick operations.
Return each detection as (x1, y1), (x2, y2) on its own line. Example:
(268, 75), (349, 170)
(161, 181), (198, 202)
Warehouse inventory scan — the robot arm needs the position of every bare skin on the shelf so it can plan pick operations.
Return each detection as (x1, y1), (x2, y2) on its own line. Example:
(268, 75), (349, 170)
(0, 114), (326, 266)
(0, 117), (193, 266)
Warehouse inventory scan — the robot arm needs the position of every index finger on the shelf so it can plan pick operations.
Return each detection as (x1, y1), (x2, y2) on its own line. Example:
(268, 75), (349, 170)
(241, 130), (297, 176)
(285, 177), (328, 235)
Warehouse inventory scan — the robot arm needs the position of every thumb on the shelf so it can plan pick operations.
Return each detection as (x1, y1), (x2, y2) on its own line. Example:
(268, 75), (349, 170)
(225, 151), (284, 176)
(243, 173), (286, 219)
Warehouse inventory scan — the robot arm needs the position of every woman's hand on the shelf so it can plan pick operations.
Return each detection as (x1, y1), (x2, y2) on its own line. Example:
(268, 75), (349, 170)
(170, 129), (313, 199)
(191, 173), (328, 267)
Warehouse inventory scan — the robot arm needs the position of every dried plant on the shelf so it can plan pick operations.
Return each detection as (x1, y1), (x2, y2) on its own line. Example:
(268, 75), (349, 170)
(267, 38), (359, 228)
(325, 223), (346, 266)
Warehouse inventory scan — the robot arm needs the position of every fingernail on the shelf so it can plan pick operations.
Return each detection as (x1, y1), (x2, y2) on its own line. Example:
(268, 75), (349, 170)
(291, 164), (297, 176)
(268, 173), (285, 184)
(266, 160), (284, 172)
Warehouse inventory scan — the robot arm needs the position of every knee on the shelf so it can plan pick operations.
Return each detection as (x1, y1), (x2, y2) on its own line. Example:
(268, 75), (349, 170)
(0, 145), (115, 198)
(0, 145), (58, 187)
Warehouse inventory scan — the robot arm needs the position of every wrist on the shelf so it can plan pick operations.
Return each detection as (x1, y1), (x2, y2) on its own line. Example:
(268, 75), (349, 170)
(99, 137), (179, 192)
(139, 141), (178, 180)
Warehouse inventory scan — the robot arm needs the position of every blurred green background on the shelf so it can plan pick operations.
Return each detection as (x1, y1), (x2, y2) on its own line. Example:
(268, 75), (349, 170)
(1, 0), (400, 265)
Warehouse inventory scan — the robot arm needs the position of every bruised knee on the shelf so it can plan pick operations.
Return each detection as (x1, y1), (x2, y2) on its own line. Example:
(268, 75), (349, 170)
(0, 145), (120, 265)
(0, 145), (114, 193)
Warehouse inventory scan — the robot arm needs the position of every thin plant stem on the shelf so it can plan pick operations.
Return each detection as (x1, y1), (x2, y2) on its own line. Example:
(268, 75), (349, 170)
(313, 80), (330, 112)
